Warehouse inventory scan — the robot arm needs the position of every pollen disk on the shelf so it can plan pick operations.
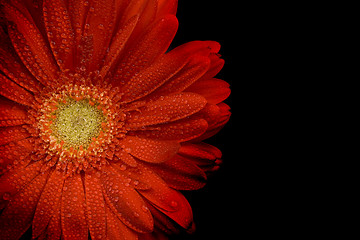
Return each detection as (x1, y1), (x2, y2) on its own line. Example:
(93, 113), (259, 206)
(52, 98), (105, 149)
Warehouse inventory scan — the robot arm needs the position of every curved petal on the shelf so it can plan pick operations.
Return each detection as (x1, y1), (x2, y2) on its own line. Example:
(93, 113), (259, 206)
(119, 49), (189, 103)
(105, 203), (139, 240)
(0, 159), (41, 206)
(111, 14), (178, 87)
(0, 96), (28, 127)
(120, 0), (158, 41)
(135, 165), (193, 229)
(144, 55), (210, 100)
(145, 204), (180, 235)
(196, 103), (231, 141)
(37, 202), (62, 240)
(67, 0), (87, 46)
(43, 0), (75, 71)
(0, 74), (35, 107)
(120, 41), (219, 103)
(144, 154), (207, 190)
(185, 78), (231, 105)
(178, 142), (222, 160)
(61, 174), (88, 240)
(0, 38), (42, 93)
(3, 2), (59, 85)
(120, 136), (180, 163)
(199, 53), (225, 81)
(82, 0), (116, 72)
(100, 15), (139, 77)
(125, 92), (207, 128)
(131, 118), (208, 142)
(101, 164), (154, 233)
(85, 171), (107, 240)
(32, 170), (65, 239)
(178, 142), (223, 173)
(157, 0), (178, 18)
(0, 137), (33, 176)
(0, 168), (50, 240)
(0, 126), (30, 146)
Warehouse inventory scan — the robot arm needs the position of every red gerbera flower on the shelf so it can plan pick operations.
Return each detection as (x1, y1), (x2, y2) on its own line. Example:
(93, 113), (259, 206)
(0, 0), (231, 239)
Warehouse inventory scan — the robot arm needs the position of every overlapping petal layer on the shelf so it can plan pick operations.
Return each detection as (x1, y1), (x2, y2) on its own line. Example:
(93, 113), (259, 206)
(0, 0), (230, 239)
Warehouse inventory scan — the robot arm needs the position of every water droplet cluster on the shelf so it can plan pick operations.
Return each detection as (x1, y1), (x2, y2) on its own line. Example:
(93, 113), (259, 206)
(27, 73), (127, 172)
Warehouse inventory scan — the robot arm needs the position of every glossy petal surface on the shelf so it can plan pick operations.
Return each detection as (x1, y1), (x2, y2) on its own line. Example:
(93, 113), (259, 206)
(0, 1), (230, 239)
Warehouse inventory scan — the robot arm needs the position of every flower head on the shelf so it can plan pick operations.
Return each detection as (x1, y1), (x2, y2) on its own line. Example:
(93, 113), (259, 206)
(0, 0), (230, 239)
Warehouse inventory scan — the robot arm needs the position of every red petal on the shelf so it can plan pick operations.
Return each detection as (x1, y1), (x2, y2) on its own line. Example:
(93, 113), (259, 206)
(197, 103), (231, 140)
(43, 0), (75, 71)
(178, 142), (222, 160)
(0, 96), (28, 127)
(145, 154), (207, 190)
(67, 0), (87, 45)
(145, 203), (180, 235)
(101, 164), (154, 233)
(157, 0), (178, 18)
(119, 0), (149, 24)
(186, 78), (230, 104)
(0, 126), (30, 146)
(37, 192), (62, 240)
(32, 170), (65, 239)
(0, 74), (35, 107)
(0, 138), (33, 174)
(121, 0), (158, 41)
(136, 166), (193, 229)
(82, 0), (116, 72)
(120, 136), (180, 163)
(4, 2), (59, 85)
(114, 148), (138, 167)
(140, 224), (172, 240)
(193, 103), (221, 129)
(100, 15), (139, 77)
(120, 53), (209, 104)
(61, 174), (88, 240)
(0, 37), (42, 93)
(84, 171), (106, 240)
(13, 0), (46, 36)
(199, 53), (225, 80)
(145, 55), (210, 99)
(105, 203), (138, 240)
(170, 40), (221, 57)
(0, 159), (42, 209)
(125, 92), (207, 128)
(111, 14), (178, 87)
(0, 169), (49, 240)
(131, 118), (208, 142)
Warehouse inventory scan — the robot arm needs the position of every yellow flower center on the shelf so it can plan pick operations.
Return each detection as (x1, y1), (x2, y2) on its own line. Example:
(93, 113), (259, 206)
(51, 98), (105, 149)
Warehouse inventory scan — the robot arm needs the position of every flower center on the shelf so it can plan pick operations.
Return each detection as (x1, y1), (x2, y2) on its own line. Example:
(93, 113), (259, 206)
(51, 98), (105, 149)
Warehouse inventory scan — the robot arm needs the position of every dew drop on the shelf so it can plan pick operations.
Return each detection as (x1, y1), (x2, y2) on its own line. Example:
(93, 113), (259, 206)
(170, 200), (178, 208)
(2, 192), (11, 200)
(141, 205), (149, 212)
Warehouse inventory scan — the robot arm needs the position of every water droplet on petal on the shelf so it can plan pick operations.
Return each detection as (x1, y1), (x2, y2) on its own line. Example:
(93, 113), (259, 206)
(170, 200), (178, 208)
(3, 192), (11, 200)
(142, 205), (149, 212)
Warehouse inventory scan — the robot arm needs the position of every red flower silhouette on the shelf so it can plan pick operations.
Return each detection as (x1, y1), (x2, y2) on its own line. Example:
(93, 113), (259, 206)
(0, 0), (230, 239)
